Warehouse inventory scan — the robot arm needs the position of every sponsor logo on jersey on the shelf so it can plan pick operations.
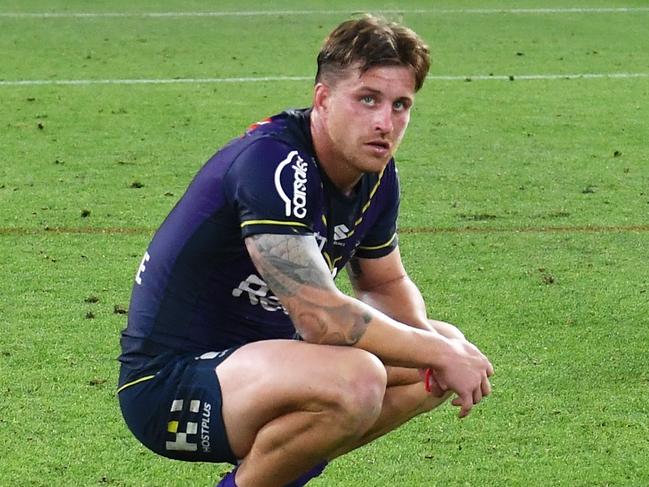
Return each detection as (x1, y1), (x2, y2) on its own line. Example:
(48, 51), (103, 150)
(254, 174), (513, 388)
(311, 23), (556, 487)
(274, 150), (308, 219)
(232, 274), (288, 314)
(165, 398), (212, 454)
(195, 350), (230, 360)
(333, 224), (350, 241)
(200, 402), (212, 453)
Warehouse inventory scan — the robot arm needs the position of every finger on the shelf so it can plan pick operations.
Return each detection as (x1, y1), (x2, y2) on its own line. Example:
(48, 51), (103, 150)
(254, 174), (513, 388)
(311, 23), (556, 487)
(486, 361), (494, 377)
(472, 387), (482, 405)
(417, 368), (428, 381)
(429, 369), (447, 390)
(434, 373), (449, 391)
(423, 368), (432, 393)
(459, 403), (472, 418)
(428, 379), (445, 398)
(422, 369), (445, 397)
(453, 393), (473, 418)
(481, 375), (492, 397)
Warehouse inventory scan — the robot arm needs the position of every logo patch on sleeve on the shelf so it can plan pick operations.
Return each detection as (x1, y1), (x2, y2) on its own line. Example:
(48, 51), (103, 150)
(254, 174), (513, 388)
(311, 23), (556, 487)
(274, 150), (308, 219)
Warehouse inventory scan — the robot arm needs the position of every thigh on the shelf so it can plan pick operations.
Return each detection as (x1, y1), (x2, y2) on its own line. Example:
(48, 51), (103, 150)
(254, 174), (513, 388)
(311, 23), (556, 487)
(118, 349), (240, 465)
(216, 339), (385, 460)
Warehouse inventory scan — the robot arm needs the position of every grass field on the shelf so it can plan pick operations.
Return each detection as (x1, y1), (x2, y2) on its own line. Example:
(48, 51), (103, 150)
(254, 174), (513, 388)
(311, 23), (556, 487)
(1, 1), (648, 485)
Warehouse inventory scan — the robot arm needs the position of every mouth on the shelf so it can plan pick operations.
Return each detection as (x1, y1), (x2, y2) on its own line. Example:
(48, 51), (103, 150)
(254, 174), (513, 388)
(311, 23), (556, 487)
(365, 140), (391, 155)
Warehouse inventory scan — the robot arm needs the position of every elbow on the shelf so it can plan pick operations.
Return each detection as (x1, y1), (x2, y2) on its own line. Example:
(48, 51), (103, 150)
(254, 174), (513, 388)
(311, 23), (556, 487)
(290, 296), (369, 346)
(292, 309), (343, 345)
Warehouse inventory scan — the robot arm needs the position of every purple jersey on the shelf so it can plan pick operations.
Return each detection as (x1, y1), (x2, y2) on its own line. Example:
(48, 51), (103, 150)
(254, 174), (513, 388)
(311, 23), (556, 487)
(119, 108), (400, 377)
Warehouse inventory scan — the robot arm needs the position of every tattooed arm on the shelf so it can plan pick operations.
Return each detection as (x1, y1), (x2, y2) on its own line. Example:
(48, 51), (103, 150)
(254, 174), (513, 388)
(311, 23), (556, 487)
(245, 233), (371, 345)
(245, 233), (443, 363)
(245, 233), (373, 346)
(246, 233), (493, 416)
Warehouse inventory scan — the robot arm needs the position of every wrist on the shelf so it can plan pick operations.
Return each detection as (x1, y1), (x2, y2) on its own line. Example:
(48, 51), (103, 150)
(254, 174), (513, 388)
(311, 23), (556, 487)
(418, 329), (453, 369)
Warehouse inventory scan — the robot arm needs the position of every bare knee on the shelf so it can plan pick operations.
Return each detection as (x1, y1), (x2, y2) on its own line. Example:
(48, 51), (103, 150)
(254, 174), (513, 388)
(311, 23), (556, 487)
(218, 342), (388, 457)
(428, 319), (465, 341)
(326, 350), (387, 436)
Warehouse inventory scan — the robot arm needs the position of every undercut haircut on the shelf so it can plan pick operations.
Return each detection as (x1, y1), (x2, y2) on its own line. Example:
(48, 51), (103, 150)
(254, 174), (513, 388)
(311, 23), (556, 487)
(315, 14), (431, 92)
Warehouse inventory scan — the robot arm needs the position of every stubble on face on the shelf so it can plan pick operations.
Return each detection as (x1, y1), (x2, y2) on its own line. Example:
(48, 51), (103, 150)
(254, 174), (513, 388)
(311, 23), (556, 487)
(312, 65), (415, 193)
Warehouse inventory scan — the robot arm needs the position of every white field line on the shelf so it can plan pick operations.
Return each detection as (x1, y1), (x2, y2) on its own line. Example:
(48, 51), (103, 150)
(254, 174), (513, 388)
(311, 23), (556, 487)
(1, 73), (649, 87)
(1, 8), (649, 18)
(0, 76), (312, 86)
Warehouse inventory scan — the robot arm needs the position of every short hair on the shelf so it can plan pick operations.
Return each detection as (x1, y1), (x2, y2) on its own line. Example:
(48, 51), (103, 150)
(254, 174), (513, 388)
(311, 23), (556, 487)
(315, 14), (431, 92)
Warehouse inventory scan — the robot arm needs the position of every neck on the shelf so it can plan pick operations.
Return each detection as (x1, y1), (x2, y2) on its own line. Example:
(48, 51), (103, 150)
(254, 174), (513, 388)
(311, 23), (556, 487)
(310, 109), (362, 196)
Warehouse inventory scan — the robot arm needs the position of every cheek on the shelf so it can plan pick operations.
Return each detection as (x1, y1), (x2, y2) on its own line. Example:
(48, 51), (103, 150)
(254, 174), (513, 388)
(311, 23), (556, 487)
(331, 103), (354, 127)
(394, 114), (410, 140)
(333, 110), (360, 139)
(325, 110), (345, 139)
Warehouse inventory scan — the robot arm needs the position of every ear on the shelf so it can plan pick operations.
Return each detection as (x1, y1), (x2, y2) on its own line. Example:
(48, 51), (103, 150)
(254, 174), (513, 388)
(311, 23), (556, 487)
(313, 82), (331, 112)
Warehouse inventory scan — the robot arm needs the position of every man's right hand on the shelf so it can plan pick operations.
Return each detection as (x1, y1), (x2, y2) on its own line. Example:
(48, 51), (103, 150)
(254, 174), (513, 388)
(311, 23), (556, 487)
(434, 338), (494, 418)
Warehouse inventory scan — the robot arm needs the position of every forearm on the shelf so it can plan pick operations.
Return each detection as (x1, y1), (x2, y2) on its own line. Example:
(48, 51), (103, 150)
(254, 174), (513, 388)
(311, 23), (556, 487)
(349, 296), (450, 369)
(244, 233), (450, 368)
(264, 273), (450, 368)
(354, 275), (432, 331)
(290, 288), (451, 370)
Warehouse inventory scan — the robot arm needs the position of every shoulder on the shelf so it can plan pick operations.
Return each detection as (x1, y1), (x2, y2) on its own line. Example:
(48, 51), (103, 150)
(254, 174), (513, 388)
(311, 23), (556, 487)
(242, 108), (313, 153)
(222, 114), (323, 235)
(226, 136), (320, 196)
(226, 109), (315, 173)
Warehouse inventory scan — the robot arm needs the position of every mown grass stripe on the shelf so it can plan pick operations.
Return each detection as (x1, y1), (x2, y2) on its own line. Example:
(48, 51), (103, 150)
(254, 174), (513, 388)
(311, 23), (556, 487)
(1, 8), (648, 18)
(1, 225), (648, 236)
(1, 72), (648, 87)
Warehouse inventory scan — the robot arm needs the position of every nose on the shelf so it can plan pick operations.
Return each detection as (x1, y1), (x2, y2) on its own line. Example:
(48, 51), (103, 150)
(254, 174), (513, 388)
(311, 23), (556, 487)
(373, 105), (393, 134)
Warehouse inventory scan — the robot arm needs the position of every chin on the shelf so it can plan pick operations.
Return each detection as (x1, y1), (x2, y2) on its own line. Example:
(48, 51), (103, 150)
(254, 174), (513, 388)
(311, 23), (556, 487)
(356, 158), (390, 174)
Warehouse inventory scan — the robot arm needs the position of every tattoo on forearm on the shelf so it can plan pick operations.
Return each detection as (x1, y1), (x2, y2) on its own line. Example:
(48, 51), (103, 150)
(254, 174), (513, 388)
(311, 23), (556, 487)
(248, 234), (334, 296)
(246, 234), (372, 345)
(297, 303), (372, 345)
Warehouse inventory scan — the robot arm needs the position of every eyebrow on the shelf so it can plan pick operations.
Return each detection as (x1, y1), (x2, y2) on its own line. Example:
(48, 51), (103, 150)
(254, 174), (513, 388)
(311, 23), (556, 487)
(357, 87), (413, 103)
(358, 87), (382, 95)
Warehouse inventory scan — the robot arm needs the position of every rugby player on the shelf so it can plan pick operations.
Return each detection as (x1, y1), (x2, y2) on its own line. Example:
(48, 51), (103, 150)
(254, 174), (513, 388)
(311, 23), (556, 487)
(118, 14), (494, 487)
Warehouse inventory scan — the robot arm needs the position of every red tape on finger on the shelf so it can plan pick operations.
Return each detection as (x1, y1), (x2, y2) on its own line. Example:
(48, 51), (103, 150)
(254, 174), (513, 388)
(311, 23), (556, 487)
(424, 368), (433, 393)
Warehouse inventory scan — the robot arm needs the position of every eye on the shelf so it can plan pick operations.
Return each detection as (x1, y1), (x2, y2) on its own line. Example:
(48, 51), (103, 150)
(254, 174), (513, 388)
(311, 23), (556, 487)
(360, 95), (376, 106)
(393, 99), (410, 112)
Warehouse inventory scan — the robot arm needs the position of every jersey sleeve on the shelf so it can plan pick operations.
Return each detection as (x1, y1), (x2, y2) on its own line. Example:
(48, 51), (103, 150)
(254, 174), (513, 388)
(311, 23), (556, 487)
(355, 162), (400, 259)
(224, 138), (319, 238)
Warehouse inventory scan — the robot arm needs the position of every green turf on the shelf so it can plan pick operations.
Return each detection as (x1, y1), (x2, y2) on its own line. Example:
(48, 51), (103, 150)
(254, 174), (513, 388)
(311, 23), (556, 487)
(1, 1), (648, 486)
